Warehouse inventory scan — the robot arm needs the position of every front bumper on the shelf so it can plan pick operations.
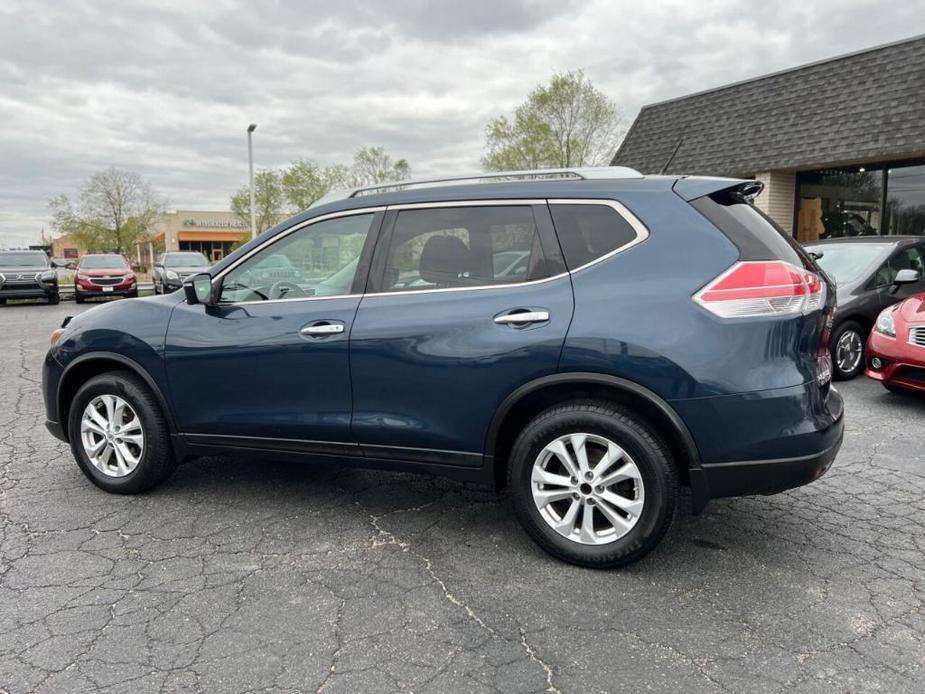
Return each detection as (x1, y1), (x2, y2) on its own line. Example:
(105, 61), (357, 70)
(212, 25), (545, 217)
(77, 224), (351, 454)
(0, 284), (58, 299)
(75, 283), (137, 297)
(866, 330), (925, 392)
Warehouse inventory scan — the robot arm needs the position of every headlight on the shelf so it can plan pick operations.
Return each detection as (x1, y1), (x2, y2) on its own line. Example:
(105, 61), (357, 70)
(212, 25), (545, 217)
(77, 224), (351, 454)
(40, 270), (57, 282)
(166, 270), (179, 280)
(874, 306), (897, 337)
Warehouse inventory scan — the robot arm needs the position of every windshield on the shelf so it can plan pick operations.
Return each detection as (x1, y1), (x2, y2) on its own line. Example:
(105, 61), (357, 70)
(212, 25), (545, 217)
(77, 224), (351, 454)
(0, 252), (47, 268)
(165, 252), (209, 268)
(805, 243), (892, 284)
(79, 255), (126, 269)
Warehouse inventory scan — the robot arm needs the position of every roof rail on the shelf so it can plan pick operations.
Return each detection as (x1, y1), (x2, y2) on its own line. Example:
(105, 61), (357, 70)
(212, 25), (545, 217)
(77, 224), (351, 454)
(310, 166), (643, 208)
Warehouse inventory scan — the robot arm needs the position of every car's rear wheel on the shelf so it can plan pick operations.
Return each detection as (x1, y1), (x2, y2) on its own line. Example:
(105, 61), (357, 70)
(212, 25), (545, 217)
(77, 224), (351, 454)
(68, 371), (177, 493)
(508, 401), (677, 568)
(831, 320), (865, 380)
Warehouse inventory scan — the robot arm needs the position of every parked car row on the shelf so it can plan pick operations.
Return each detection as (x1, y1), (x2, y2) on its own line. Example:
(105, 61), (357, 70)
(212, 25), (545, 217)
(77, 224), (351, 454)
(804, 236), (924, 386)
(1, 250), (213, 306)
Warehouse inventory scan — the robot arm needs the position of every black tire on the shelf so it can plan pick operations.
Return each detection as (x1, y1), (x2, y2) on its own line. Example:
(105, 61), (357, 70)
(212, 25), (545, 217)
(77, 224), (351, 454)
(67, 371), (177, 494)
(153, 280), (161, 295)
(47, 293), (60, 305)
(831, 320), (866, 380)
(126, 289), (139, 298)
(75, 294), (85, 304)
(508, 400), (678, 569)
(0, 298), (6, 305)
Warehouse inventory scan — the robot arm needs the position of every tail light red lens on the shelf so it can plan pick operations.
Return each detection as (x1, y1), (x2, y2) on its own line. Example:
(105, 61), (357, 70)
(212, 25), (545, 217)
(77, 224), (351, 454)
(694, 261), (825, 318)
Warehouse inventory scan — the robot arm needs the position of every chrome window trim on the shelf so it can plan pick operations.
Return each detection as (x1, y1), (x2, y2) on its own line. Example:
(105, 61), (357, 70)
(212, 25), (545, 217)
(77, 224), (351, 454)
(211, 198), (648, 306)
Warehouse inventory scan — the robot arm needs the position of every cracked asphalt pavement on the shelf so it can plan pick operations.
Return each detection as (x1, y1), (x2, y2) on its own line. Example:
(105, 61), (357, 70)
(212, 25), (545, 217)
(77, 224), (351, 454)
(2, 301), (925, 693)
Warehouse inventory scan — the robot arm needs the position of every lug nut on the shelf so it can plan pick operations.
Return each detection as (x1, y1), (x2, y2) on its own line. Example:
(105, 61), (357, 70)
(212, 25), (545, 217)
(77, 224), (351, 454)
(587, 498), (596, 505)
(572, 492), (580, 500)
(584, 471), (593, 480)
(570, 477), (578, 485)
(595, 485), (603, 493)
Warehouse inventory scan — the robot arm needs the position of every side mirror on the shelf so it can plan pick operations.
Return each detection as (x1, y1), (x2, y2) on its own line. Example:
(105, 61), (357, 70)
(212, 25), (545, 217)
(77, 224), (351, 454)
(889, 269), (921, 294)
(183, 273), (214, 305)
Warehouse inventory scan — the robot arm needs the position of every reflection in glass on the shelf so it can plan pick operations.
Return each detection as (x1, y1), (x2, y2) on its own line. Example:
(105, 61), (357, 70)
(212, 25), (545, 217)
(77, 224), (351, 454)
(796, 168), (883, 242)
(886, 164), (925, 236)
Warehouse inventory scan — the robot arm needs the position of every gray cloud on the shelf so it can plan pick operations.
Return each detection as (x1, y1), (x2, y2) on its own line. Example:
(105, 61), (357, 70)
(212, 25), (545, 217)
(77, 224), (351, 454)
(1, 0), (921, 247)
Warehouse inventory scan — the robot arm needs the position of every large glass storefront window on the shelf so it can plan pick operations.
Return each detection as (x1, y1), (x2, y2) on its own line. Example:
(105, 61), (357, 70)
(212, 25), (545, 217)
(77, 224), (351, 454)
(886, 164), (925, 236)
(796, 168), (883, 242)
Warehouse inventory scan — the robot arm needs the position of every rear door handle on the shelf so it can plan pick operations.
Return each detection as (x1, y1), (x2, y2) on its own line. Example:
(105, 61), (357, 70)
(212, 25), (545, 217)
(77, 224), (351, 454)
(494, 310), (550, 325)
(300, 321), (345, 337)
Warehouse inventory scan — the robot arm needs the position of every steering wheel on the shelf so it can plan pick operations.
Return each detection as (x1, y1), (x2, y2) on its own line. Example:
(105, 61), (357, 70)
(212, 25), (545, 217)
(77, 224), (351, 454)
(268, 280), (307, 300)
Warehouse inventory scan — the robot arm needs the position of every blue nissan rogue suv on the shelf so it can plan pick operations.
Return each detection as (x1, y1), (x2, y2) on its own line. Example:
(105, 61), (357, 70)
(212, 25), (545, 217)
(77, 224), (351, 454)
(43, 167), (844, 568)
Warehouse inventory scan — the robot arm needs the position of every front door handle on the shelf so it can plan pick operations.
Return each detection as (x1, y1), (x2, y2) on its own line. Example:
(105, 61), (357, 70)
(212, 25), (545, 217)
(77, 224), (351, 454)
(494, 310), (550, 325)
(300, 321), (345, 337)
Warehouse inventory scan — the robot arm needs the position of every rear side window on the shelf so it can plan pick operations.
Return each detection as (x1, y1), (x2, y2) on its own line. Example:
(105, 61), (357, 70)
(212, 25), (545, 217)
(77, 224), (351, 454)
(692, 191), (813, 269)
(379, 206), (550, 292)
(548, 203), (638, 270)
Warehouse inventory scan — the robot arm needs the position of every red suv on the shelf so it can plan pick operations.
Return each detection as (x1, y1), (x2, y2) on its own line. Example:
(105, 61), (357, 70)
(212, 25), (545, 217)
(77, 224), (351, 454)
(866, 287), (925, 393)
(74, 254), (138, 303)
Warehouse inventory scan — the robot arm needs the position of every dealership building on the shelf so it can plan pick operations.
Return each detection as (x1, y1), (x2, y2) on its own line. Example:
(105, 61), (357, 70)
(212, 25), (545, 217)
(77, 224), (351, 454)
(53, 210), (248, 265)
(612, 34), (925, 242)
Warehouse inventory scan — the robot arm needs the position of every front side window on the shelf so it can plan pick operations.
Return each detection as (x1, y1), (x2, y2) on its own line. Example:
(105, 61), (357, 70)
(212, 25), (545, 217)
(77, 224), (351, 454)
(219, 213), (374, 302)
(380, 206), (548, 293)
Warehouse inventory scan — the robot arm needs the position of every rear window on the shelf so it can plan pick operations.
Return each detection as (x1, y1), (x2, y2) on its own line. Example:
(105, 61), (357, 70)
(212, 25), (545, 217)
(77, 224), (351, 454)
(548, 203), (639, 270)
(692, 191), (813, 269)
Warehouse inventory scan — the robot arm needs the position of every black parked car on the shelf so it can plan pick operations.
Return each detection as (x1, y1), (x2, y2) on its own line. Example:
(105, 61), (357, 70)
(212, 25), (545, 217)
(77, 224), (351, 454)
(805, 236), (925, 379)
(0, 250), (60, 305)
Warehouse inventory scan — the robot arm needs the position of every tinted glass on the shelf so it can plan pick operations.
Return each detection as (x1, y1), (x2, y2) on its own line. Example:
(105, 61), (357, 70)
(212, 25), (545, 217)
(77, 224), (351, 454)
(79, 255), (126, 269)
(886, 164), (925, 236)
(381, 206), (547, 292)
(220, 213), (373, 302)
(0, 252), (47, 267)
(165, 252), (209, 268)
(549, 204), (637, 270)
(693, 192), (813, 269)
(805, 243), (891, 284)
(796, 168), (883, 242)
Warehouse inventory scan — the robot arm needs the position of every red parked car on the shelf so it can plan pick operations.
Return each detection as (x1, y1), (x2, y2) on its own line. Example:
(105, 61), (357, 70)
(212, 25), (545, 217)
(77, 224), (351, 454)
(866, 284), (925, 394)
(74, 254), (138, 303)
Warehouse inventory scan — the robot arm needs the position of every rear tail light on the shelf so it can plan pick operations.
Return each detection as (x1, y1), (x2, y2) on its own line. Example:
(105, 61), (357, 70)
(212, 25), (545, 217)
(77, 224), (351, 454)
(694, 261), (825, 318)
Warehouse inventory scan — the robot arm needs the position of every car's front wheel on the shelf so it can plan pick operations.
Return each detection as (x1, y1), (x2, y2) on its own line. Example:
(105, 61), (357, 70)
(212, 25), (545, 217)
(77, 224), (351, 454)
(831, 320), (866, 380)
(508, 401), (677, 569)
(68, 371), (177, 493)
(47, 293), (60, 305)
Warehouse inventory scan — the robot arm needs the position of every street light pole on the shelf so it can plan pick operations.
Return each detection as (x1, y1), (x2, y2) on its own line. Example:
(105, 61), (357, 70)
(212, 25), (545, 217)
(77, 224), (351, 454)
(247, 123), (257, 240)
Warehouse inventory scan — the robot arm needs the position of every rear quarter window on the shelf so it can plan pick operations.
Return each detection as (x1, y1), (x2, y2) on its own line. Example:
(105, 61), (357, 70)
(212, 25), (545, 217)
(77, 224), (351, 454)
(691, 191), (813, 269)
(549, 203), (639, 270)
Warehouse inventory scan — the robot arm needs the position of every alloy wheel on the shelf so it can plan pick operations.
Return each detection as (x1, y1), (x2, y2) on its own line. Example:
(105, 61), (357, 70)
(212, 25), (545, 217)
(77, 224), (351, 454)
(835, 329), (863, 374)
(79, 394), (145, 477)
(531, 433), (645, 545)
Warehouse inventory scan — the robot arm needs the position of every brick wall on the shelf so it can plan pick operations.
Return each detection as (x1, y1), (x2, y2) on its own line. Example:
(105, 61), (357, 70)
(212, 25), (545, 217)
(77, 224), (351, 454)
(753, 171), (796, 235)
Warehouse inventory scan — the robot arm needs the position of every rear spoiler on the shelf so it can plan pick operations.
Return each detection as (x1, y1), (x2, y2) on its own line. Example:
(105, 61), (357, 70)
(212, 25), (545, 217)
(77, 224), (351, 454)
(672, 176), (764, 202)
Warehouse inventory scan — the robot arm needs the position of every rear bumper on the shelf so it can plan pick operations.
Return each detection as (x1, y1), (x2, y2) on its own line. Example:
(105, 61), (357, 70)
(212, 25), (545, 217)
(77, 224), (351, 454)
(677, 384), (844, 513)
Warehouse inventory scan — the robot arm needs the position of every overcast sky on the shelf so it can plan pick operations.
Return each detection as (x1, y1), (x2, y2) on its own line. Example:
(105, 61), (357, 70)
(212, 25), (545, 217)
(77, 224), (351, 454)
(1, 0), (923, 248)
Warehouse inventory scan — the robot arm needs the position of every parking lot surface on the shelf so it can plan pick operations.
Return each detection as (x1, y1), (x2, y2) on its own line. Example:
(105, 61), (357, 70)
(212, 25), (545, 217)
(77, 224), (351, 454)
(1, 301), (924, 693)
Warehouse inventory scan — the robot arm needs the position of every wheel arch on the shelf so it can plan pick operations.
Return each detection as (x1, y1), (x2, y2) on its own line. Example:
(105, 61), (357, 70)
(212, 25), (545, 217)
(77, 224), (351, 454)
(486, 372), (704, 501)
(57, 352), (175, 441)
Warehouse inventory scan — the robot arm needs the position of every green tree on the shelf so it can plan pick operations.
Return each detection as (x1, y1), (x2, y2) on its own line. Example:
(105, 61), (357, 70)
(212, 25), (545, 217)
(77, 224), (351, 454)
(482, 70), (623, 171)
(349, 146), (411, 186)
(230, 169), (287, 235)
(281, 159), (349, 210)
(49, 167), (164, 253)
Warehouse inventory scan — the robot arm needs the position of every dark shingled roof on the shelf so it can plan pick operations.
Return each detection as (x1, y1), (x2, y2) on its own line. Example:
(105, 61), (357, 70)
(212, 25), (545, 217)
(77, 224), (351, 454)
(612, 35), (925, 177)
